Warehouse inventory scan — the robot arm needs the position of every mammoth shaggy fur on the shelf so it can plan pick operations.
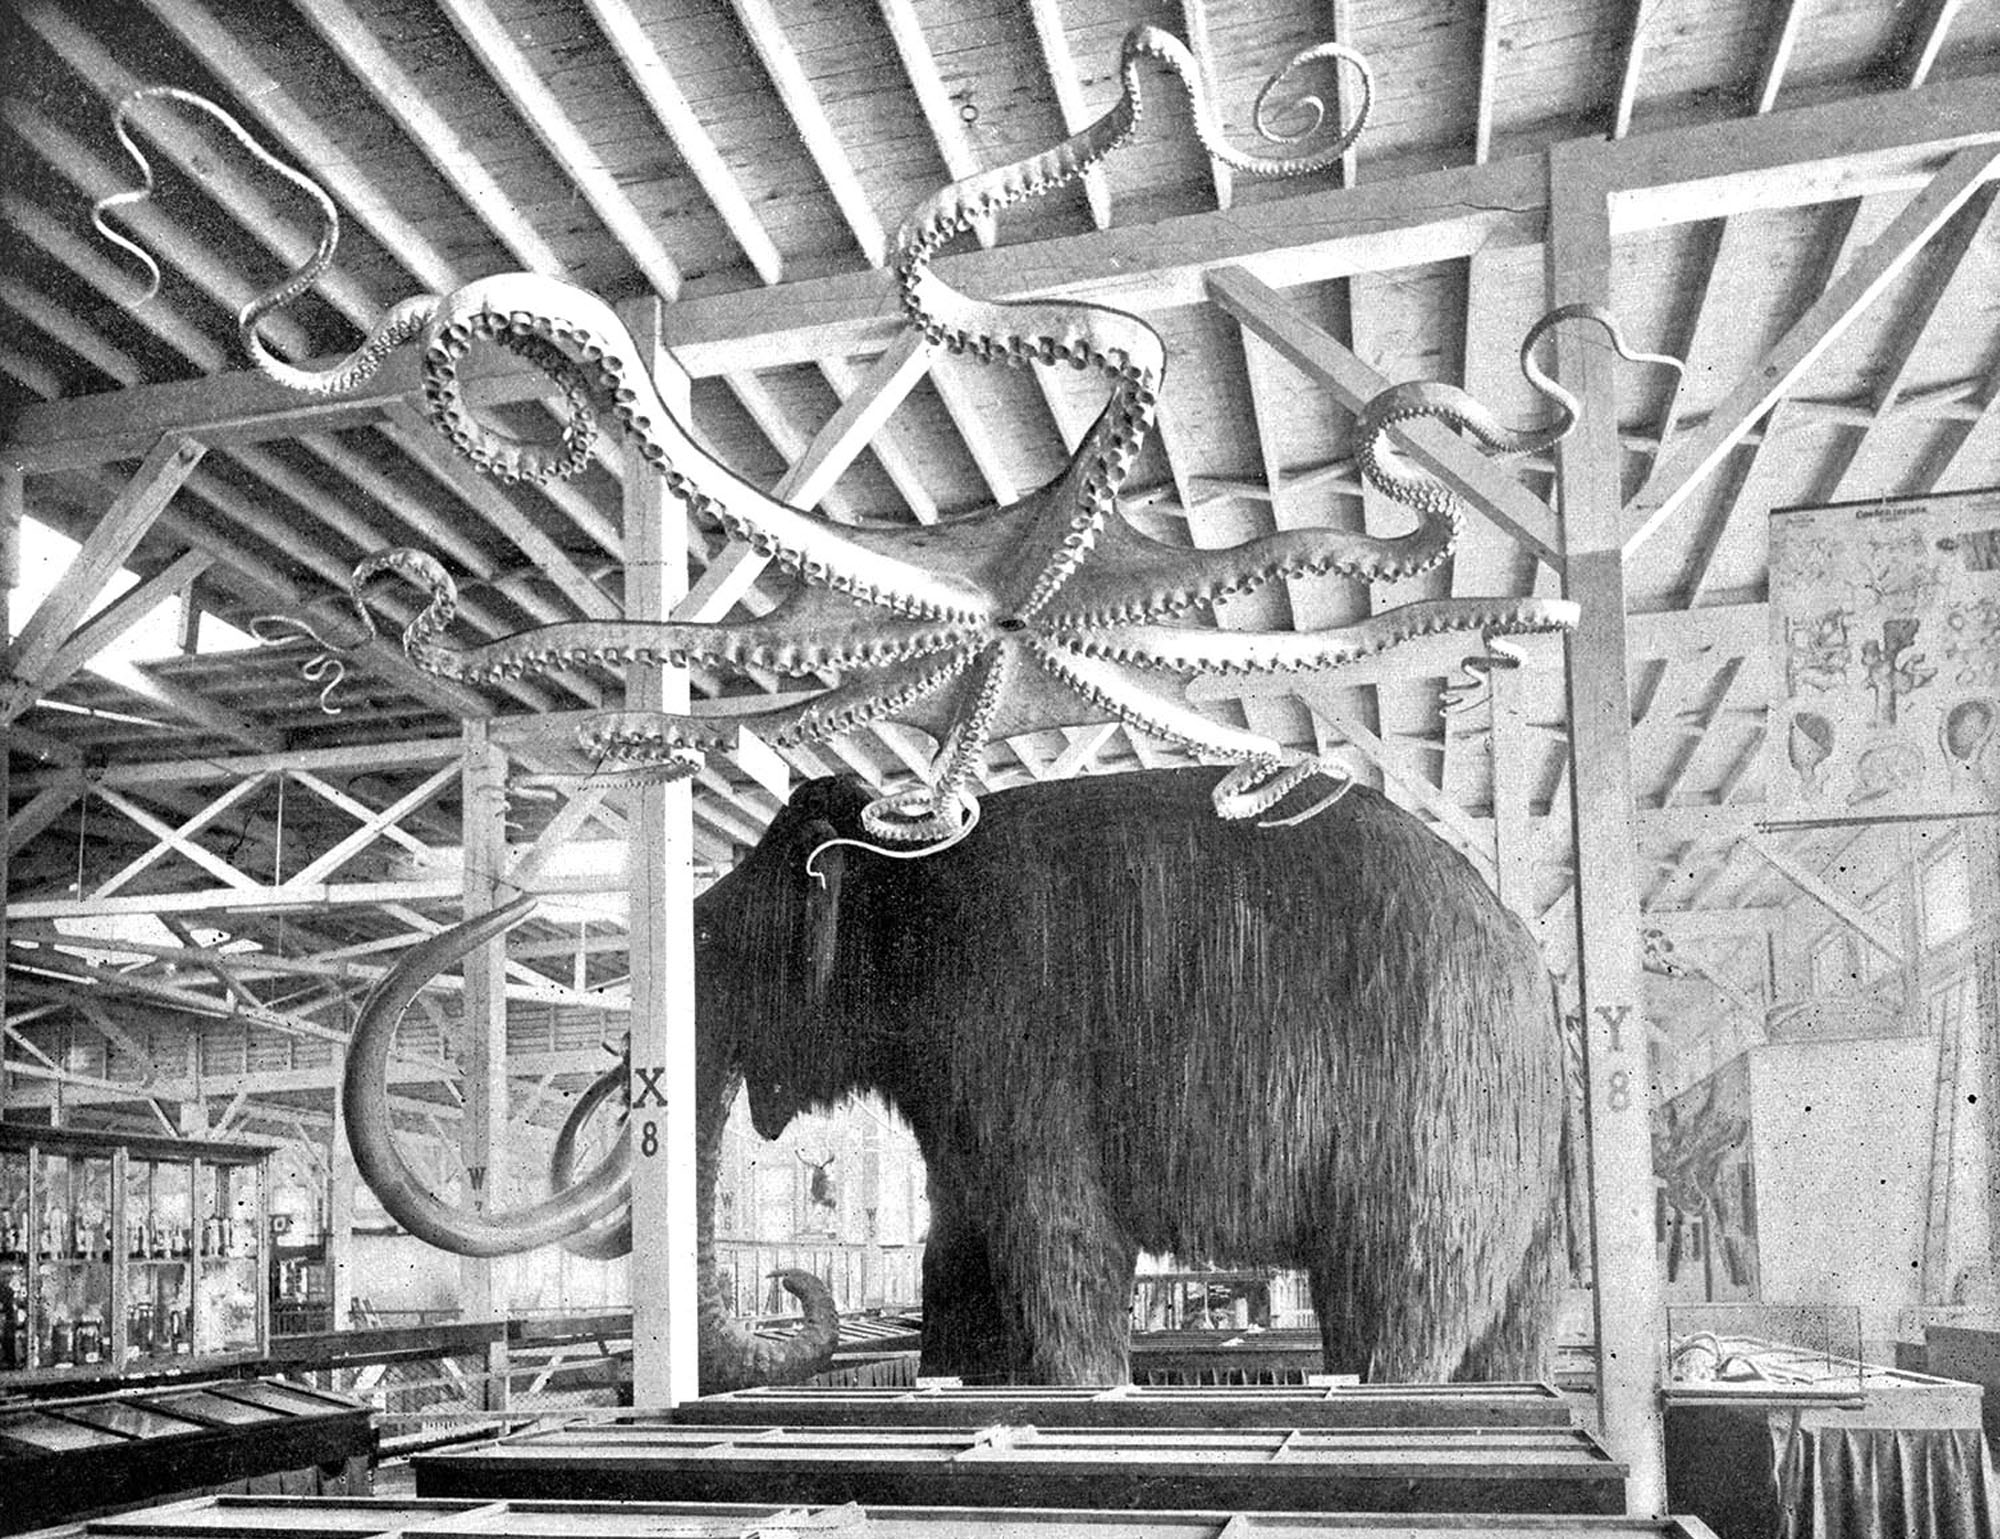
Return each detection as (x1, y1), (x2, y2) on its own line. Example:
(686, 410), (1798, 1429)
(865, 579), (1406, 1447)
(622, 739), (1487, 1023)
(701, 768), (1568, 1385)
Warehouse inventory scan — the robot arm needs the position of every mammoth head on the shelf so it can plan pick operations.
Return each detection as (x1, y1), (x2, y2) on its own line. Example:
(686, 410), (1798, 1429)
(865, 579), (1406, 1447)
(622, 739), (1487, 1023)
(709, 778), (879, 1143)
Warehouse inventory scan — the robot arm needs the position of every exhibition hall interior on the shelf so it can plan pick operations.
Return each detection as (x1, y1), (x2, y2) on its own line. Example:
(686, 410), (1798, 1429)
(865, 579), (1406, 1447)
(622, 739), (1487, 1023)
(0, 1), (1996, 1535)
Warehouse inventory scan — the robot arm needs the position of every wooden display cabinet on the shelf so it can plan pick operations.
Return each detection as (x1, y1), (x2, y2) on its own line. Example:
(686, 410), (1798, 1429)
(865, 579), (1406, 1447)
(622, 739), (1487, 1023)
(0, 1124), (270, 1385)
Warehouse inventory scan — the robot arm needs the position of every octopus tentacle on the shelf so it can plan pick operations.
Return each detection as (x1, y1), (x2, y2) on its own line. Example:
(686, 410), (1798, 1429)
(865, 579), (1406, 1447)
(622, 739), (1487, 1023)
(576, 650), (977, 765)
(1053, 597), (1581, 676)
(417, 276), (996, 623)
(1357, 303), (1684, 511)
(96, 87), (440, 397)
(349, 545), (971, 683)
(895, 27), (1373, 622)
(1045, 515), (1457, 629)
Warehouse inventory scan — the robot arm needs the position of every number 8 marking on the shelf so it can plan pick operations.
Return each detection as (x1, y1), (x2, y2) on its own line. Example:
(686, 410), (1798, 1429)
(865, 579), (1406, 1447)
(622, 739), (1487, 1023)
(1608, 1070), (1631, 1111)
(640, 1120), (659, 1157)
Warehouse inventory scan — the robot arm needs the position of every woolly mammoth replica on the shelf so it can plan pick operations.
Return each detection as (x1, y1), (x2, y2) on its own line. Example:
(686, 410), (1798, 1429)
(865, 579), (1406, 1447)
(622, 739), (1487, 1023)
(345, 768), (1570, 1387)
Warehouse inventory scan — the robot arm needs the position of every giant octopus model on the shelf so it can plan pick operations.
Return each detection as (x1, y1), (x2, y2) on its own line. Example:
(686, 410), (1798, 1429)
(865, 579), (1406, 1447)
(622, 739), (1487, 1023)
(98, 26), (1679, 842)
(96, 26), (1677, 1390)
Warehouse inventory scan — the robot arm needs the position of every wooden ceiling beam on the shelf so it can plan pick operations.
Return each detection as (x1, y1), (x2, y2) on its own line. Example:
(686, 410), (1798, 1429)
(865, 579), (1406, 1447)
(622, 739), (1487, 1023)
(436, 0), (681, 298)
(728, 0), (889, 267)
(1208, 266), (1562, 567)
(143, 0), (457, 294)
(1821, 189), (1996, 503)
(1472, 0), (1502, 163)
(1177, 0), (1232, 208)
(1610, 0), (1649, 140)
(3, 434), (204, 700)
(1623, 143), (2000, 557)
(818, 356), (942, 525)
(926, 363), (1022, 507)
(1752, 0), (1808, 115)
(878, 0), (998, 246)
(583, 0), (784, 285)
(1025, 0), (1112, 229)
(377, 403), (620, 623)
(1321, 0), (1360, 188)
(20, 73), (2000, 472)
(32, 549), (211, 701)
(1902, 0), (1965, 90)
(0, 262), (517, 714)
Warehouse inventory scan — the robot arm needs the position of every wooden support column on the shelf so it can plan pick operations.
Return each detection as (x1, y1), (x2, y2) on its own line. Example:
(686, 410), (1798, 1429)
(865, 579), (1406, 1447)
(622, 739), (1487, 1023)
(1490, 662), (1534, 918)
(0, 467), (16, 1120)
(328, 1048), (357, 1331)
(459, 719), (510, 1407)
(1546, 137), (1668, 1515)
(622, 296), (700, 1406)
(1970, 817), (2000, 1296)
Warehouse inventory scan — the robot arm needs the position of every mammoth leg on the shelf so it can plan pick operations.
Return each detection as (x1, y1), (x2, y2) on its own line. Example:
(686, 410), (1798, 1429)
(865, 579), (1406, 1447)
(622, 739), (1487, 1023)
(917, 1169), (1016, 1384)
(976, 1113), (1136, 1385)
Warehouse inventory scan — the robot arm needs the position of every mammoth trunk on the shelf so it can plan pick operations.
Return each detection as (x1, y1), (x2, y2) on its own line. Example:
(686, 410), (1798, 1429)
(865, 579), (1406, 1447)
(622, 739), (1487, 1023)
(694, 1068), (841, 1394)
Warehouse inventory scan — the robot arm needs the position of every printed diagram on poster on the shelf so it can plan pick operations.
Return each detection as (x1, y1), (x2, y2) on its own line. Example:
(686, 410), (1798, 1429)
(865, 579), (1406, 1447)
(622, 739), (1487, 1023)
(1769, 488), (2000, 815)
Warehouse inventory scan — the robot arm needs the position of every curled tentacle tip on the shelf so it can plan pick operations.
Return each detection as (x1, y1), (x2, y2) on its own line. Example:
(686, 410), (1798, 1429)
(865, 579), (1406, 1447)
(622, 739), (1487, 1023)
(1256, 92), (1326, 146)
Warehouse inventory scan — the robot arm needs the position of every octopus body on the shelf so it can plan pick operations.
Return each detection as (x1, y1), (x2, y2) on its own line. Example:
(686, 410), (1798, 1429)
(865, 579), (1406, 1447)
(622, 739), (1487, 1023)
(99, 29), (1680, 842)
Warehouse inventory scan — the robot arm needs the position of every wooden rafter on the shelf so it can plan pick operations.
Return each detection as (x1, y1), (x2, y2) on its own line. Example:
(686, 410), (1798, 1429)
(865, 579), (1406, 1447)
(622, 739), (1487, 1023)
(17, 70), (2000, 473)
(728, 0), (889, 267)
(1820, 189), (1997, 503)
(585, 0), (784, 285)
(1623, 143), (2000, 557)
(878, 0), (998, 247)
(438, 0), (682, 298)
(1025, 0), (1111, 229)
(3, 433), (205, 710)
(1207, 266), (1562, 566)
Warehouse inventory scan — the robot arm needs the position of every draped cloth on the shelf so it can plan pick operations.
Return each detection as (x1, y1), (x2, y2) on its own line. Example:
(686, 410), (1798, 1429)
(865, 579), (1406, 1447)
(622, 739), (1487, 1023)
(1773, 1421), (2000, 1539)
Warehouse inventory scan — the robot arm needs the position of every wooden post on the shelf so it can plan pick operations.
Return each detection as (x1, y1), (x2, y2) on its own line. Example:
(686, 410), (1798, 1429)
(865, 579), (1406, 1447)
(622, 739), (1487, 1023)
(1546, 137), (1669, 1514)
(328, 1049), (357, 1330)
(460, 720), (511, 1408)
(1965, 817), (2000, 1301)
(621, 296), (701, 1406)
(0, 468), (16, 1122)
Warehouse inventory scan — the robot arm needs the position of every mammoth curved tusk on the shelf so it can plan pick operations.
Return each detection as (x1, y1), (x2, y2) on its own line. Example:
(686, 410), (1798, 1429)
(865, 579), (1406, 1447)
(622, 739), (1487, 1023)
(549, 1062), (633, 1261)
(343, 893), (631, 1257)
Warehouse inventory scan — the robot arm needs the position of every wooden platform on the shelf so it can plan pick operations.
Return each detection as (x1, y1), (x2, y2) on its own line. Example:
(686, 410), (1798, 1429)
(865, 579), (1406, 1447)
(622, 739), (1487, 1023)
(673, 1382), (1576, 1430)
(411, 1421), (1629, 1514)
(54, 1493), (1723, 1538)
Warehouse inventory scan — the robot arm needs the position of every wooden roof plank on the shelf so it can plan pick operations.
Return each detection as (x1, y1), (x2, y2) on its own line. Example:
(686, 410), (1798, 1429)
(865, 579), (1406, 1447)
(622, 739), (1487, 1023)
(436, 0), (682, 298)
(1207, 265), (1562, 568)
(877, 0), (998, 247)
(1821, 188), (1997, 503)
(3, 433), (205, 691)
(1177, 0), (1233, 208)
(20, 71), (2000, 472)
(1622, 142), (2000, 558)
(1025, 0), (1112, 230)
(583, 0), (785, 285)
(33, 548), (211, 697)
(1752, 0), (1808, 115)
(728, 0), (890, 267)
(142, 0), (455, 294)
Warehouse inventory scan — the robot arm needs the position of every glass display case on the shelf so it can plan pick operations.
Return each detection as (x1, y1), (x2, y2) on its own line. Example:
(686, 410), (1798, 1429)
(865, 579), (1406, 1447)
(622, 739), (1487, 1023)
(0, 1125), (269, 1384)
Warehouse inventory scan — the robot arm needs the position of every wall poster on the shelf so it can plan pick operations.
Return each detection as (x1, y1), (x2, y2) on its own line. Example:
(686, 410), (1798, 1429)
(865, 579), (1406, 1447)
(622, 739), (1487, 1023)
(1769, 486), (2000, 816)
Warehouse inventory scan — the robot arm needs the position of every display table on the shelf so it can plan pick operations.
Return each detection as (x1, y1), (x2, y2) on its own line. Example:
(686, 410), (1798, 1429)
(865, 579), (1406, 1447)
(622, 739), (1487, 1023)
(1664, 1352), (1994, 1539)
(412, 1419), (1629, 1513)
(0, 1377), (373, 1533)
(14, 1492), (1729, 1539)
(676, 1381), (1577, 1430)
